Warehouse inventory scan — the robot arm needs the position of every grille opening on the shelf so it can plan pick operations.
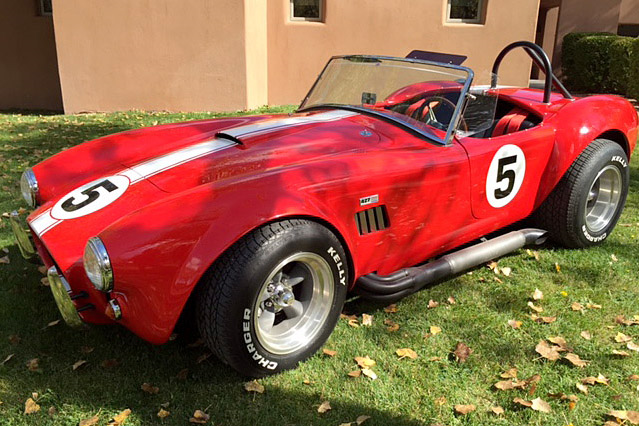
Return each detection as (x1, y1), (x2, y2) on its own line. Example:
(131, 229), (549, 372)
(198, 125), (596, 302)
(356, 205), (389, 235)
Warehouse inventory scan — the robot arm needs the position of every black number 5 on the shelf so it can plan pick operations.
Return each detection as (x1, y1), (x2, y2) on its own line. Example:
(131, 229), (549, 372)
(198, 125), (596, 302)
(494, 155), (517, 199)
(61, 179), (118, 212)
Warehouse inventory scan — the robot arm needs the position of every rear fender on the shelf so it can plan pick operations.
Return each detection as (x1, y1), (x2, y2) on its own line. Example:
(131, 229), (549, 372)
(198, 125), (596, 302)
(99, 176), (354, 344)
(535, 95), (637, 206)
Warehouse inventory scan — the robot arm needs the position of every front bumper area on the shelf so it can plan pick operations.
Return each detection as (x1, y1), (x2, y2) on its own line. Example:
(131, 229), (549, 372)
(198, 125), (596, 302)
(8, 211), (37, 261)
(47, 266), (85, 328)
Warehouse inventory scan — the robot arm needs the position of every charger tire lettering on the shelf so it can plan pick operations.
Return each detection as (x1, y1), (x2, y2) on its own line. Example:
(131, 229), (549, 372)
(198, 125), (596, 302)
(327, 247), (347, 285)
(242, 308), (278, 370)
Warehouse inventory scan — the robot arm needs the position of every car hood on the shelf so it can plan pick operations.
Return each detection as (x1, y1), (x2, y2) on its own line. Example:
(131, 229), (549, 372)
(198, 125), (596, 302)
(27, 109), (379, 271)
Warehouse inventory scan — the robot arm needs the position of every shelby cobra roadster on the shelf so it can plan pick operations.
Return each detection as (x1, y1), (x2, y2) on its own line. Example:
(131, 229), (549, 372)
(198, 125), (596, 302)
(10, 42), (637, 376)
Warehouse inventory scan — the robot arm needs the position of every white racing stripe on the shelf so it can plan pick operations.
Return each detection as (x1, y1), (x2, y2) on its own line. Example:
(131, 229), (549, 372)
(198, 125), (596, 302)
(29, 110), (358, 238)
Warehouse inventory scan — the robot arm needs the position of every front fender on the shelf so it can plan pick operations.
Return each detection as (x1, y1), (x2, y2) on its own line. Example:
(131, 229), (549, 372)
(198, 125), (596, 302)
(535, 95), (637, 206)
(99, 173), (355, 344)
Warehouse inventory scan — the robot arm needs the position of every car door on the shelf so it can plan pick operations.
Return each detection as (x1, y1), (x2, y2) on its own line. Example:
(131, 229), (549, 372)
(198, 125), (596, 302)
(458, 124), (556, 222)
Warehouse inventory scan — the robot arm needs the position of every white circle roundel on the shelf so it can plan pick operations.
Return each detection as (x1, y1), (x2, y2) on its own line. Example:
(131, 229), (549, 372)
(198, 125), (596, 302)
(486, 144), (526, 208)
(51, 175), (130, 220)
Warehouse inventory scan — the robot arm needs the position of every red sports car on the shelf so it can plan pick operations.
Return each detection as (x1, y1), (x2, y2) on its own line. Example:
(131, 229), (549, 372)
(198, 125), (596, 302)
(10, 42), (637, 377)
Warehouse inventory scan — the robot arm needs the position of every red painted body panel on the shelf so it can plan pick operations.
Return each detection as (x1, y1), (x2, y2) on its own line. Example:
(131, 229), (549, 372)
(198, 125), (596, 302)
(25, 87), (637, 345)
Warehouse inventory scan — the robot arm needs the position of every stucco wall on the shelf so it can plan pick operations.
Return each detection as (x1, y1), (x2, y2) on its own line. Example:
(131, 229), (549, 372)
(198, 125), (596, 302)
(0, 1), (62, 111)
(552, 0), (622, 71)
(620, 0), (639, 23)
(266, 0), (541, 107)
(53, 0), (248, 113)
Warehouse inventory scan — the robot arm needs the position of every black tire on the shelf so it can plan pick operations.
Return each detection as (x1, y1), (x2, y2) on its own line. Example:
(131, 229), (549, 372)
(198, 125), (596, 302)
(196, 219), (349, 377)
(535, 139), (629, 248)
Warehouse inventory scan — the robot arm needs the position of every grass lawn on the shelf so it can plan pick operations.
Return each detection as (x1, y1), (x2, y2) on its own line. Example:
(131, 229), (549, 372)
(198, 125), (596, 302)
(0, 108), (638, 426)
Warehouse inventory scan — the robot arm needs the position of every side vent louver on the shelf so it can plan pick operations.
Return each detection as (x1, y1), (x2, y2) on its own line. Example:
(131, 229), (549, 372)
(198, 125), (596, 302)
(355, 206), (389, 235)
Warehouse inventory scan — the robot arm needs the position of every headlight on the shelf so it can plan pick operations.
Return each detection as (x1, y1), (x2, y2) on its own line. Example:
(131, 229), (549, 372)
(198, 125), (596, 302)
(20, 168), (38, 207)
(83, 237), (113, 292)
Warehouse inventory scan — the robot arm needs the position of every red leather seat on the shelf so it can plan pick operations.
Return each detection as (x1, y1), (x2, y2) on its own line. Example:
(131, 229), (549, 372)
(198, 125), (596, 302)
(491, 107), (530, 137)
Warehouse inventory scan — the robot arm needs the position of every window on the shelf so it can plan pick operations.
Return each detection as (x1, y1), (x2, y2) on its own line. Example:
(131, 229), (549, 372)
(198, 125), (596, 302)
(447, 0), (484, 24)
(38, 0), (52, 16)
(290, 0), (323, 22)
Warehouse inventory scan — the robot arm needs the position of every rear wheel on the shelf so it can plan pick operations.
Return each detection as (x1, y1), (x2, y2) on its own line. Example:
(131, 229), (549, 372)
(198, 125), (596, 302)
(535, 139), (629, 248)
(196, 219), (349, 377)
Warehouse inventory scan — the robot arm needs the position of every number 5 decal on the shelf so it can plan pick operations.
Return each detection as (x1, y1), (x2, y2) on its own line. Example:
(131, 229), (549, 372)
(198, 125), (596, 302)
(51, 175), (130, 220)
(486, 144), (526, 208)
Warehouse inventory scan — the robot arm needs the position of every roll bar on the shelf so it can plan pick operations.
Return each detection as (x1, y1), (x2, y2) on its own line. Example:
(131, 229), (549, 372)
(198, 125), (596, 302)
(491, 41), (572, 104)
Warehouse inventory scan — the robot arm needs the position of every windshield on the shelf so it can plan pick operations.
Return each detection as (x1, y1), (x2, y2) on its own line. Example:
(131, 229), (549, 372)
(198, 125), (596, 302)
(299, 56), (473, 144)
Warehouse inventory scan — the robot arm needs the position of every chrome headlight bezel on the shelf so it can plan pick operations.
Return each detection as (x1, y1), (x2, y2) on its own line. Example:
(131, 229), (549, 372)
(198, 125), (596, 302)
(20, 168), (38, 208)
(83, 237), (113, 292)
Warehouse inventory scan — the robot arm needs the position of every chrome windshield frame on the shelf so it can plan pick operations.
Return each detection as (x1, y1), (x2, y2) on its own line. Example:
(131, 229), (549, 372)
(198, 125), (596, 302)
(298, 55), (475, 146)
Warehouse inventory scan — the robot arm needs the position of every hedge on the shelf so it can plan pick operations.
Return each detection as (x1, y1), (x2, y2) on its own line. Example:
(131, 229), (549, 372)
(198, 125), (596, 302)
(562, 32), (638, 98)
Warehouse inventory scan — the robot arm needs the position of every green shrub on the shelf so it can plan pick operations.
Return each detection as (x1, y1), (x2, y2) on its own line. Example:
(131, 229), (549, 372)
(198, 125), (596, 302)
(609, 37), (635, 94)
(629, 38), (639, 100)
(562, 32), (617, 93)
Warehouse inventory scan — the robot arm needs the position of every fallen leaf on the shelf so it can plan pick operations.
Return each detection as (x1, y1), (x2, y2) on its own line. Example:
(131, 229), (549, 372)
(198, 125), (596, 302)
(157, 408), (170, 419)
(491, 406), (504, 415)
(536, 340), (561, 361)
(447, 296), (456, 305)
(560, 291), (568, 297)
(615, 332), (633, 343)
(108, 409), (131, 425)
(453, 342), (472, 363)
(8, 334), (21, 345)
(356, 415), (371, 425)
(141, 383), (159, 394)
(487, 261), (499, 272)
(1, 353), (14, 365)
(501, 267), (512, 276)
(434, 396), (447, 406)
(628, 374), (639, 380)
(585, 303), (602, 310)
(347, 370), (361, 378)
(528, 301), (543, 313)
(361, 368), (377, 380)
(548, 336), (570, 351)
(72, 360), (87, 371)
(24, 398), (40, 415)
(500, 368), (518, 379)
(513, 397), (532, 408)
(317, 401), (331, 414)
(527, 249), (541, 260)
(581, 374), (609, 386)
(37, 265), (48, 275)
(244, 380), (265, 393)
(613, 350), (631, 357)
(0, 256), (9, 264)
(361, 314), (373, 326)
(494, 380), (526, 390)
(189, 410), (210, 424)
(532, 288), (543, 300)
(628, 342), (639, 352)
(430, 325), (442, 335)
(571, 302), (584, 312)
(508, 319), (522, 329)
(302, 379), (314, 385)
(79, 415), (99, 426)
(354, 356), (376, 369)
(348, 319), (360, 328)
(383, 304), (398, 313)
(45, 319), (60, 328)
(384, 319), (399, 332)
(48, 406), (57, 417)
(580, 331), (592, 340)
(176, 368), (189, 380)
(576, 383), (589, 394)
(611, 254), (618, 262)
(555, 263), (561, 273)
(26, 358), (40, 372)
(80, 346), (95, 354)
(396, 348), (418, 359)
(616, 315), (639, 326)
(564, 353), (589, 368)
(196, 353), (212, 364)
(530, 397), (552, 413)
(40, 278), (49, 287)
(323, 348), (337, 357)
(608, 410), (639, 424)
(428, 299), (439, 309)
(531, 315), (557, 324)
(454, 404), (476, 415)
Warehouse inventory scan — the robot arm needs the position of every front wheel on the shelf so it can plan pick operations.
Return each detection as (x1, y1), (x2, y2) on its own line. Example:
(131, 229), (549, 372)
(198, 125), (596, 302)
(535, 139), (629, 248)
(196, 219), (349, 377)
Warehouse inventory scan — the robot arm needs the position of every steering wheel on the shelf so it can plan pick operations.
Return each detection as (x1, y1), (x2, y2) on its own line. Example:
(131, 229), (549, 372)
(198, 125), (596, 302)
(411, 96), (468, 133)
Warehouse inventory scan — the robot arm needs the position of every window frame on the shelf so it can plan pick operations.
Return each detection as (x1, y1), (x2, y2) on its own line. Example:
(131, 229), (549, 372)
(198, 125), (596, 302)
(38, 0), (52, 16)
(290, 0), (324, 22)
(446, 0), (485, 24)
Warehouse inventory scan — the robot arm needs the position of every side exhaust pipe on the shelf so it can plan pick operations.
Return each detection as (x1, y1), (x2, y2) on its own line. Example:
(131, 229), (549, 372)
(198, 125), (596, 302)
(356, 228), (547, 302)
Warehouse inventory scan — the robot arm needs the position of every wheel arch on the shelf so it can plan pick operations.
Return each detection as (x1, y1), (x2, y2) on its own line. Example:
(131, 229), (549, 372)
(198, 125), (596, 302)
(596, 129), (630, 157)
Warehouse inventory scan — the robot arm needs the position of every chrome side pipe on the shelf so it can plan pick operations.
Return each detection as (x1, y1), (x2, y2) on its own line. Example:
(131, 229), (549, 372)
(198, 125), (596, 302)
(356, 229), (547, 302)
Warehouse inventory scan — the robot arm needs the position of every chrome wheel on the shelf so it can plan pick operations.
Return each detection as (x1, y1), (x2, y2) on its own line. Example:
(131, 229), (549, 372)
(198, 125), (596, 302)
(584, 165), (622, 233)
(253, 252), (334, 355)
